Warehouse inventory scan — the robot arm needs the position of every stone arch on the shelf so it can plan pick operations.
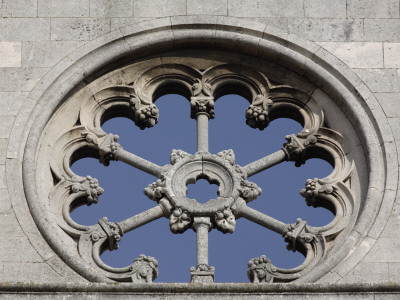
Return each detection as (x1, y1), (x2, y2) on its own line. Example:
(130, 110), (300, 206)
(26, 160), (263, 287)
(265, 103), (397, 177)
(8, 17), (395, 284)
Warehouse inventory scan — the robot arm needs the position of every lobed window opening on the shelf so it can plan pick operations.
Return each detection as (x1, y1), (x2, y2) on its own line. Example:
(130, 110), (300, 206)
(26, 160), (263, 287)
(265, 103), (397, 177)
(69, 92), (338, 282)
(41, 59), (356, 284)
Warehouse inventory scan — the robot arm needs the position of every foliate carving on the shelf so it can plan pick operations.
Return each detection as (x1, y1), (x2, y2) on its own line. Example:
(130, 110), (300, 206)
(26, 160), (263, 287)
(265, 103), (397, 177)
(170, 149), (190, 165)
(190, 97), (215, 119)
(283, 218), (316, 252)
(247, 255), (276, 283)
(239, 180), (262, 202)
(130, 93), (159, 130)
(82, 132), (99, 146)
(144, 179), (166, 201)
(170, 208), (191, 233)
(215, 208), (236, 233)
(282, 134), (317, 167)
(217, 149), (235, 166)
(246, 95), (273, 130)
(71, 176), (104, 205)
(192, 78), (212, 97)
(130, 254), (159, 283)
(99, 134), (121, 166)
(300, 178), (334, 206)
(98, 217), (123, 251)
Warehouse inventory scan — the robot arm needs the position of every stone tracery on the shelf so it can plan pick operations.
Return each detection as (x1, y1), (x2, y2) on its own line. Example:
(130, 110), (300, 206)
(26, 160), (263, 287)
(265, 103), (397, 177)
(46, 60), (354, 283)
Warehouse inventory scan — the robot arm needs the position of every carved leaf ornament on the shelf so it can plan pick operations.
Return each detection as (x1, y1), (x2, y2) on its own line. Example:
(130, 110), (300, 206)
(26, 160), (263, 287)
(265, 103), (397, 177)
(47, 61), (354, 283)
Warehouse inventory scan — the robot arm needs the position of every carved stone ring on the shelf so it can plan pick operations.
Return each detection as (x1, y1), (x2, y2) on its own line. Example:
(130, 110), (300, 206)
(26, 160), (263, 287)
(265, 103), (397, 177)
(163, 151), (243, 215)
(41, 59), (356, 284)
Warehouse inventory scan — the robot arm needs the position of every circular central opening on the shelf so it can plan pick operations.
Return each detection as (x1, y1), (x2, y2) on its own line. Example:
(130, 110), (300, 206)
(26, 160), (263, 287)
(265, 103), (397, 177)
(186, 178), (220, 203)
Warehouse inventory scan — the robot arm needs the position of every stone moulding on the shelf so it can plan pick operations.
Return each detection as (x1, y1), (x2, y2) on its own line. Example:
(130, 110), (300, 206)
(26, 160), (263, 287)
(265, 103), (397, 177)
(16, 16), (396, 285)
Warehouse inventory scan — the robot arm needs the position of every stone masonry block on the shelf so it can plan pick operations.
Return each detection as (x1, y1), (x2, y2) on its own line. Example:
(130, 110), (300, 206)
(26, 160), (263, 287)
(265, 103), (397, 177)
(388, 118), (400, 141)
(0, 68), (49, 92)
(384, 43), (400, 68)
(247, 17), (288, 34)
(1, 0), (37, 17)
(364, 237), (400, 262)
(304, 0), (346, 18)
(38, 0), (89, 17)
(0, 117), (14, 139)
(0, 18), (50, 41)
(317, 42), (383, 68)
(347, 0), (399, 18)
(339, 262), (389, 283)
(110, 17), (152, 30)
(0, 237), (42, 262)
(0, 189), (11, 212)
(133, 0), (186, 17)
(228, 0), (304, 18)
(0, 165), (5, 188)
(355, 69), (400, 93)
(0, 211), (25, 237)
(376, 93), (400, 118)
(0, 140), (6, 165)
(364, 19), (400, 42)
(0, 92), (27, 116)
(389, 263), (400, 281)
(187, 0), (228, 16)
(90, 0), (133, 17)
(0, 42), (21, 67)
(51, 18), (111, 41)
(288, 18), (363, 42)
(22, 41), (84, 68)
(3, 263), (63, 283)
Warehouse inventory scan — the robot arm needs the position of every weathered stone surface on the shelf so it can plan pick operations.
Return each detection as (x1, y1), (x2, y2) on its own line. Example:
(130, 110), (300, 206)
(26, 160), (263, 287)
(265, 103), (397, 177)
(0, 18), (50, 41)
(90, 0), (133, 17)
(347, 0), (399, 18)
(3, 262), (63, 283)
(228, 0), (304, 17)
(0, 92), (27, 116)
(364, 238), (400, 262)
(364, 19), (400, 42)
(1, 0), (37, 17)
(0, 68), (49, 92)
(0, 140), (7, 165)
(339, 262), (389, 283)
(0, 42), (21, 67)
(22, 41), (84, 67)
(288, 18), (364, 41)
(304, 0), (346, 18)
(384, 43), (400, 68)
(0, 211), (25, 237)
(133, 0), (186, 17)
(0, 237), (42, 262)
(317, 42), (383, 68)
(376, 93), (400, 118)
(187, 0), (227, 15)
(0, 188), (11, 213)
(51, 18), (111, 41)
(0, 117), (14, 138)
(355, 69), (400, 93)
(38, 0), (89, 17)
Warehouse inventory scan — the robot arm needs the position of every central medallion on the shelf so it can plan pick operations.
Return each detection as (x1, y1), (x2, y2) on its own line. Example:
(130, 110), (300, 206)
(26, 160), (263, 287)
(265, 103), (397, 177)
(144, 149), (262, 234)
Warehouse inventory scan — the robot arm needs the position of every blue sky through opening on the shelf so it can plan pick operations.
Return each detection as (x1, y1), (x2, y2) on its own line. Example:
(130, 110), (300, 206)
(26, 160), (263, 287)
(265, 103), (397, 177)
(71, 94), (333, 283)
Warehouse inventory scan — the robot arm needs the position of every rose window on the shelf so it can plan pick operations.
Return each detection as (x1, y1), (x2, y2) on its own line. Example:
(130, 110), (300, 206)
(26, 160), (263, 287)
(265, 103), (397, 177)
(38, 53), (356, 283)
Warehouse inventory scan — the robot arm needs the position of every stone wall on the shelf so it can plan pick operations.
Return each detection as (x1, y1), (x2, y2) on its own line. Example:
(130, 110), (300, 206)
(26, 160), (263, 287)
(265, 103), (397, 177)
(0, 0), (399, 296)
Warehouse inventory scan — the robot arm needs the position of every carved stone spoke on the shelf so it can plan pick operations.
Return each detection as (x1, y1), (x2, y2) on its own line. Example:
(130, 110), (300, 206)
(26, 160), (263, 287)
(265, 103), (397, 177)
(47, 62), (354, 284)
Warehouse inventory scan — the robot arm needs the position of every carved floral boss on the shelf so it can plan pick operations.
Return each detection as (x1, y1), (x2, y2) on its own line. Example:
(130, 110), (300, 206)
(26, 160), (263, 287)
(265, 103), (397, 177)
(50, 65), (353, 284)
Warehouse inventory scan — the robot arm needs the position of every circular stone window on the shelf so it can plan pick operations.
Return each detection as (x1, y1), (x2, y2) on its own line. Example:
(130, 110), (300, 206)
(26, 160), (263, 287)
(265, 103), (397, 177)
(22, 20), (391, 284)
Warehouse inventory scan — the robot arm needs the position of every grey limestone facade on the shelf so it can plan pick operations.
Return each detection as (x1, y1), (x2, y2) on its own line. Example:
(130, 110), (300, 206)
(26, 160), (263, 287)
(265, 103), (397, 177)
(1, 0), (400, 298)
